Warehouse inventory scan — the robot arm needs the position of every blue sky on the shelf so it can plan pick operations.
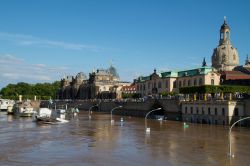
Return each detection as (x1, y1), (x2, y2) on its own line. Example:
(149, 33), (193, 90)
(0, 0), (249, 89)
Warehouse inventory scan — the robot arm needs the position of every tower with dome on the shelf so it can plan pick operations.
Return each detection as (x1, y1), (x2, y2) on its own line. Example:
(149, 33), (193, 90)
(211, 17), (240, 71)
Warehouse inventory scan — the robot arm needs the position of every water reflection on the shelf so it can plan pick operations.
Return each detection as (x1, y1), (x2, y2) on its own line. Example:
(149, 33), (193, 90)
(0, 111), (250, 165)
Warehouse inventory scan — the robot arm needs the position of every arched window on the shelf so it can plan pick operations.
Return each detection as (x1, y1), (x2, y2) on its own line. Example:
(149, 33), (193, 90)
(166, 80), (168, 88)
(158, 81), (162, 88)
(179, 81), (182, 88)
(173, 81), (177, 88)
(199, 78), (202, 85)
(226, 31), (229, 40)
(194, 79), (197, 86)
(188, 80), (191, 86)
(211, 79), (214, 85)
(220, 32), (224, 39)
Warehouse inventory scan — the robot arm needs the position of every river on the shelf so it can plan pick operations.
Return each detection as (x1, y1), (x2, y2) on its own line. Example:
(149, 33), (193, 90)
(0, 111), (249, 166)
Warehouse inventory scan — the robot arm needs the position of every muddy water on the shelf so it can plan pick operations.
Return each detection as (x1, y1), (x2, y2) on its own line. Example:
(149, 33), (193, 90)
(0, 111), (250, 166)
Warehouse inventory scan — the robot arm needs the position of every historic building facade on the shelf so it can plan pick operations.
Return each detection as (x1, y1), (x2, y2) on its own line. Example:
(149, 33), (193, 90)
(57, 65), (131, 100)
(181, 100), (244, 125)
(135, 63), (220, 97)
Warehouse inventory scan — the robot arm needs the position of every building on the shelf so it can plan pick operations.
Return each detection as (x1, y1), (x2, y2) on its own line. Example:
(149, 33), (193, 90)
(181, 100), (244, 125)
(211, 17), (239, 71)
(57, 65), (131, 100)
(135, 64), (220, 97)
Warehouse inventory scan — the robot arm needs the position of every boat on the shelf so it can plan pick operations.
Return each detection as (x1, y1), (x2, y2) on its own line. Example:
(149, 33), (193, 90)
(35, 108), (69, 123)
(0, 99), (15, 112)
(13, 100), (37, 117)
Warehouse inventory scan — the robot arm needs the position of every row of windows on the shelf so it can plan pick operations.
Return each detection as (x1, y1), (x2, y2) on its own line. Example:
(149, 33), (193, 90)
(137, 78), (215, 91)
(184, 106), (239, 116)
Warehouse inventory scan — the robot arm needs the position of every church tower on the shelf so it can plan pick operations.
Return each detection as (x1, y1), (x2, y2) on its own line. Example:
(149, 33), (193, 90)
(211, 17), (239, 71)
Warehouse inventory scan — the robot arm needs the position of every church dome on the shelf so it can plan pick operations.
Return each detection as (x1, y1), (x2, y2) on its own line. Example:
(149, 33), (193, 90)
(108, 65), (119, 78)
(211, 18), (239, 71)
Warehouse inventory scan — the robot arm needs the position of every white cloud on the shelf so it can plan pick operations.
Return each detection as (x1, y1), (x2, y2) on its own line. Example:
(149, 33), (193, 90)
(0, 32), (104, 52)
(0, 54), (68, 88)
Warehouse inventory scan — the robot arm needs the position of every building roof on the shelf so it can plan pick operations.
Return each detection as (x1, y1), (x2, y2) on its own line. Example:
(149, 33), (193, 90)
(221, 71), (250, 80)
(178, 66), (213, 77)
(135, 66), (214, 83)
(161, 71), (178, 78)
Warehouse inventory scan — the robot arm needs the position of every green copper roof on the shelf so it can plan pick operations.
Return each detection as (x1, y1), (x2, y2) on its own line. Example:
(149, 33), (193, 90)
(161, 71), (178, 78)
(178, 67), (213, 77)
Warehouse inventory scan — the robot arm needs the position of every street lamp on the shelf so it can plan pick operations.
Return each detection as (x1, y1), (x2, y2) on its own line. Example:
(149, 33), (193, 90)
(111, 106), (123, 124)
(88, 104), (99, 119)
(228, 116), (250, 158)
(145, 108), (162, 133)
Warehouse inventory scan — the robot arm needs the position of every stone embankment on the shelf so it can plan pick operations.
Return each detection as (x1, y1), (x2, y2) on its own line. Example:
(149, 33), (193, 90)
(40, 99), (181, 120)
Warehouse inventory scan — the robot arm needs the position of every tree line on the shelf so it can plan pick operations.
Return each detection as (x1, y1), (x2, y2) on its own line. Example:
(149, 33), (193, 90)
(0, 81), (60, 100)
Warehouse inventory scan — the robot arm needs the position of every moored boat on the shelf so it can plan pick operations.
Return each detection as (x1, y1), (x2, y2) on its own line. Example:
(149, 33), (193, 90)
(0, 99), (15, 112)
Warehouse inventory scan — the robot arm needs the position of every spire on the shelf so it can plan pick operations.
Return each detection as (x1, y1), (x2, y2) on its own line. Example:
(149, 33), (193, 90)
(220, 16), (231, 45)
(202, 57), (207, 67)
(245, 54), (250, 65)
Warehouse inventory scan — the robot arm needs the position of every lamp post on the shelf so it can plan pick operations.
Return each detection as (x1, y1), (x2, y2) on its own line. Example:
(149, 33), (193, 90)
(145, 108), (162, 133)
(228, 117), (250, 158)
(88, 104), (99, 119)
(111, 106), (123, 124)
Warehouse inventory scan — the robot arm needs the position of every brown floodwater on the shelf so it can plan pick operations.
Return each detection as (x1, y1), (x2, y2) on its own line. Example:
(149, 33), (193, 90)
(0, 111), (250, 166)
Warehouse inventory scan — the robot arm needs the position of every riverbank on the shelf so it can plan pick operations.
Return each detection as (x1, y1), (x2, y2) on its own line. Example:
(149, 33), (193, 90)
(41, 99), (181, 120)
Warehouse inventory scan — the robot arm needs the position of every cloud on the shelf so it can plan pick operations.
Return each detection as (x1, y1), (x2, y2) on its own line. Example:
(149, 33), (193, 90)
(0, 54), (68, 88)
(0, 32), (104, 52)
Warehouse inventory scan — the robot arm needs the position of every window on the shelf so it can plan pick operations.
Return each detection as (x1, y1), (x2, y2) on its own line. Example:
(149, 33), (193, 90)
(199, 78), (202, 85)
(215, 108), (217, 115)
(166, 80), (168, 88)
(208, 107), (211, 115)
(137, 85), (139, 91)
(234, 108), (239, 116)
(202, 107), (204, 114)
(220, 32), (224, 39)
(191, 107), (193, 114)
(196, 107), (199, 114)
(194, 79), (197, 86)
(188, 80), (191, 86)
(148, 82), (150, 89)
(158, 81), (162, 88)
(154, 82), (156, 88)
(143, 84), (146, 91)
(179, 81), (182, 88)
(222, 108), (225, 116)
(211, 79), (214, 85)
(173, 81), (177, 88)
(226, 31), (229, 39)
(185, 107), (187, 114)
(183, 80), (186, 87)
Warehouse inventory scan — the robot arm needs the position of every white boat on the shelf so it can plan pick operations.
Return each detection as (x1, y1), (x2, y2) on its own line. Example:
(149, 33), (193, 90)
(13, 100), (37, 117)
(0, 99), (15, 112)
(35, 108), (68, 123)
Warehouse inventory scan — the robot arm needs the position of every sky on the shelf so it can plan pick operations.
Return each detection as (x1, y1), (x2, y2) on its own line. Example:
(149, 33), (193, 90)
(0, 0), (250, 89)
